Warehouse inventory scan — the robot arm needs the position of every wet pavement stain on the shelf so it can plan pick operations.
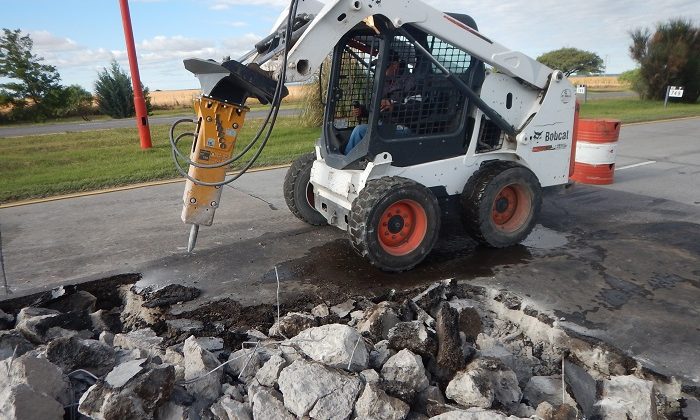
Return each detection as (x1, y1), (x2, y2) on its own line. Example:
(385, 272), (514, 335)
(262, 236), (533, 294)
(260, 217), (581, 293)
(597, 274), (652, 310)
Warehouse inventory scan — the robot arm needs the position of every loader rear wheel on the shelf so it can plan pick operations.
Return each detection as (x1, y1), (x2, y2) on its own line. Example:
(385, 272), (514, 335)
(349, 177), (440, 272)
(461, 162), (541, 248)
(284, 153), (326, 226)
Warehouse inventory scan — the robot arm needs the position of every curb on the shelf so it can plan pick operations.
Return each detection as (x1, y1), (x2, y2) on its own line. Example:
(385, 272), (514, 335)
(0, 164), (292, 209)
(620, 115), (700, 127)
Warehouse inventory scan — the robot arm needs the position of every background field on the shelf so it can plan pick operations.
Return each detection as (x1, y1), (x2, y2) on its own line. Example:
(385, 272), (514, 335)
(569, 76), (628, 90)
(149, 85), (306, 109)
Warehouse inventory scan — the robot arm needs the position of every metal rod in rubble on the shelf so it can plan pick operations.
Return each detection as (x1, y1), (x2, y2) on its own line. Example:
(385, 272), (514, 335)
(0, 225), (9, 295)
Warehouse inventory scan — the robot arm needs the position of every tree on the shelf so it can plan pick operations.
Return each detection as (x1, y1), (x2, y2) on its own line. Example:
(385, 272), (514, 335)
(536, 48), (605, 76)
(94, 60), (151, 118)
(0, 28), (63, 118)
(629, 19), (699, 102)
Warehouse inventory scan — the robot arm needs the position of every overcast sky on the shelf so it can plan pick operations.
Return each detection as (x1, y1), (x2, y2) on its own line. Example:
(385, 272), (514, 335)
(2, 0), (699, 91)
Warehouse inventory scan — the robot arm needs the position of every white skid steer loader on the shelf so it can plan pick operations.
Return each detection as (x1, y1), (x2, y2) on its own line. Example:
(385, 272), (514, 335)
(172, 0), (577, 272)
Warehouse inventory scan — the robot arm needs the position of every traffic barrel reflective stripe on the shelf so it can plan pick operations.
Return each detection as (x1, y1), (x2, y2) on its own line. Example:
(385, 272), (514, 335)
(571, 119), (621, 185)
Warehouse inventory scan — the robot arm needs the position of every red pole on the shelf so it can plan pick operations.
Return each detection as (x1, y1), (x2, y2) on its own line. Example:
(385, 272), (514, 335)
(118, 0), (152, 149)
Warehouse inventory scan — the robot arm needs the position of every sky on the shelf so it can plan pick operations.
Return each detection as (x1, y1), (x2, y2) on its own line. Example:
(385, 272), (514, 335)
(1, 0), (699, 92)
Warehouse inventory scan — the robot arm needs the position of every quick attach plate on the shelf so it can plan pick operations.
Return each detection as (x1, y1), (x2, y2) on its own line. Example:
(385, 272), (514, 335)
(184, 58), (289, 105)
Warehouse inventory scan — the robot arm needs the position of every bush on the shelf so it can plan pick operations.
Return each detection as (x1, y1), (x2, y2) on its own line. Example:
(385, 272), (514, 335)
(299, 58), (331, 128)
(618, 69), (647, 98)
(94, 60), (151, 118)
(47, 85), (95, 118)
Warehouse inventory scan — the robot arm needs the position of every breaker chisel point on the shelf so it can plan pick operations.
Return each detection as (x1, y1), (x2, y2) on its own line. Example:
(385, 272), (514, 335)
(187, 224), (199, 253)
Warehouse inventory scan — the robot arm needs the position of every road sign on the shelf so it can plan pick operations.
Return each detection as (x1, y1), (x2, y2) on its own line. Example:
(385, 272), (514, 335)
(576, 84), (588, 103)
(665, 86), (685, 108)
(669, 86), (684, 98)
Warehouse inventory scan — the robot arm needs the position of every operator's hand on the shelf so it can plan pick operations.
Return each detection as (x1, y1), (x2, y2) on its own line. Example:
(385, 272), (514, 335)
(380, 99), (394, 112)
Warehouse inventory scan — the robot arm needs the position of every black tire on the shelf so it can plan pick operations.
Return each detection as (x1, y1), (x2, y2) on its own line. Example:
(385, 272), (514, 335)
(284, 153), (327, 226)
(348, 177), (441, 272)
(461, 162), (542, 248)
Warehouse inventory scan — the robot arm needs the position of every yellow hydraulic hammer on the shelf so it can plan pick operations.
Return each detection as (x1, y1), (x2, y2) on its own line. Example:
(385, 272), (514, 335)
(181, 98), (249, 250)
(176, 58), (287, 251)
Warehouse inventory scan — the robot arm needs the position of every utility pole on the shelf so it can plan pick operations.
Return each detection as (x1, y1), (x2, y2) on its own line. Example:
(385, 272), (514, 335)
(118, 0), (152, 149)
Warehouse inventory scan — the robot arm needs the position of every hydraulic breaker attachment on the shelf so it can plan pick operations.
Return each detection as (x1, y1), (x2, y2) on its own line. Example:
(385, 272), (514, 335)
(177, 58), (287, 252)
(181, 98), (248, 246)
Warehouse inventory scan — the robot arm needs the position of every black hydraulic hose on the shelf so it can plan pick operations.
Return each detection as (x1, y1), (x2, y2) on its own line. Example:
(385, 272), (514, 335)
(318, 61), (326, 107)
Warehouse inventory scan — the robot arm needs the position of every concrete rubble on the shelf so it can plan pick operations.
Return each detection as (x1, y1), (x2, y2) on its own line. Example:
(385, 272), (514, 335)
(290, 323), (369, 371)
(0, 354), (70, 420)
(268, 312), (317, 338)
(183, 335), (222, 402)
(133, 283), (201, 308)
(0, 308), (14, 329)
(0, 278), (693, 419)
(46, 335), (116, 376)
(354, 382), (410, 419)
(278, 359), (362, 419)
(592, 375), (658, 420)
(388, 320), (438, 357)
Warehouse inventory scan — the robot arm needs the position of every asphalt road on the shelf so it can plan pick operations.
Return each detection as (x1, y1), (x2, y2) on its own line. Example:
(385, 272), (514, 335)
(0, 108), (300, 138)
(1, 118), (698, 389)
(579, 90), (638, 100)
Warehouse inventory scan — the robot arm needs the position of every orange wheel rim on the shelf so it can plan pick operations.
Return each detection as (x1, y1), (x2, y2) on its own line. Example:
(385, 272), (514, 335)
(491, 184), (531, 233)
(378, 199), (428, 256)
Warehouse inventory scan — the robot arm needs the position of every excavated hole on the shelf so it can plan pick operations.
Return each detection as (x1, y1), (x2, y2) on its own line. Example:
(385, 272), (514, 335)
(0, 273), (694, 419)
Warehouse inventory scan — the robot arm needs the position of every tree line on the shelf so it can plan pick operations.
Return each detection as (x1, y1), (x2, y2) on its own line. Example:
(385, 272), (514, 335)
(0, 28), (151, 123)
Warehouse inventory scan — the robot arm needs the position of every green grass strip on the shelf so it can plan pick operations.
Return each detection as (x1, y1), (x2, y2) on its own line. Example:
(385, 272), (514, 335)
(0, 116), (320, 203)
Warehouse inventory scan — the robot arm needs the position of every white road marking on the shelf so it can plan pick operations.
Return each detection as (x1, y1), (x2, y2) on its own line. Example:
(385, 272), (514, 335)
(617, 161), (657, 171)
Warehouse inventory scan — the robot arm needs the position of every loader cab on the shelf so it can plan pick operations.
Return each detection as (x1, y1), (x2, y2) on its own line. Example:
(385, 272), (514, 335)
(320, 14), (486, 169)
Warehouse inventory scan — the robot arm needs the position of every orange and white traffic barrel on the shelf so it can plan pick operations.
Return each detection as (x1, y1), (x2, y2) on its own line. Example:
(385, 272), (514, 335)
(570, 119), (621, 185)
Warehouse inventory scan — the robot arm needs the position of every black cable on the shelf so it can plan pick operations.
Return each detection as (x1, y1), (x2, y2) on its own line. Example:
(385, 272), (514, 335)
(318, 61), (326, 106)
(170, 0), (301, 186)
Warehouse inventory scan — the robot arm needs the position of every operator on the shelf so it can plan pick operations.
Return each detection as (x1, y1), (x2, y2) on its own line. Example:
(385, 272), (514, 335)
(344, 52), (416, 155)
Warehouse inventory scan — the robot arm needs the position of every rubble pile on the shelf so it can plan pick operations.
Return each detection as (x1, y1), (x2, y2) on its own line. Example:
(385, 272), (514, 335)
(0, 279), (693, 420)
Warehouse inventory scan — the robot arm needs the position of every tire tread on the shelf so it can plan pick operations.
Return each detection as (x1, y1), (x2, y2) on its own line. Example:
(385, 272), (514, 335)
(283, 152), (326, 226)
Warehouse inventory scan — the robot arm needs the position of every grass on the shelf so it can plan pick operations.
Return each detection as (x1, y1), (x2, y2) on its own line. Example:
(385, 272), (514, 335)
(0, 116), (320, 204)
(579, 98), (700, 123)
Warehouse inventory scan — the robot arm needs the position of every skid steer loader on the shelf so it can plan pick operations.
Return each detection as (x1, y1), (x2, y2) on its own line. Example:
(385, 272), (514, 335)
(171, 0), (577, 272)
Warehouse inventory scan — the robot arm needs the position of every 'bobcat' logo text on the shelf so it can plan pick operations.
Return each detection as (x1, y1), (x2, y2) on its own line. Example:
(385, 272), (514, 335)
(545, 130), (569, 142)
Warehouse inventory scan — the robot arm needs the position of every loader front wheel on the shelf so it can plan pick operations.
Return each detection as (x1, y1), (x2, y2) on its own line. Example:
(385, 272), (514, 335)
(284, 153), (326, 226)
(461, 162), (541, 248)
(349, 177), (440, 272)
